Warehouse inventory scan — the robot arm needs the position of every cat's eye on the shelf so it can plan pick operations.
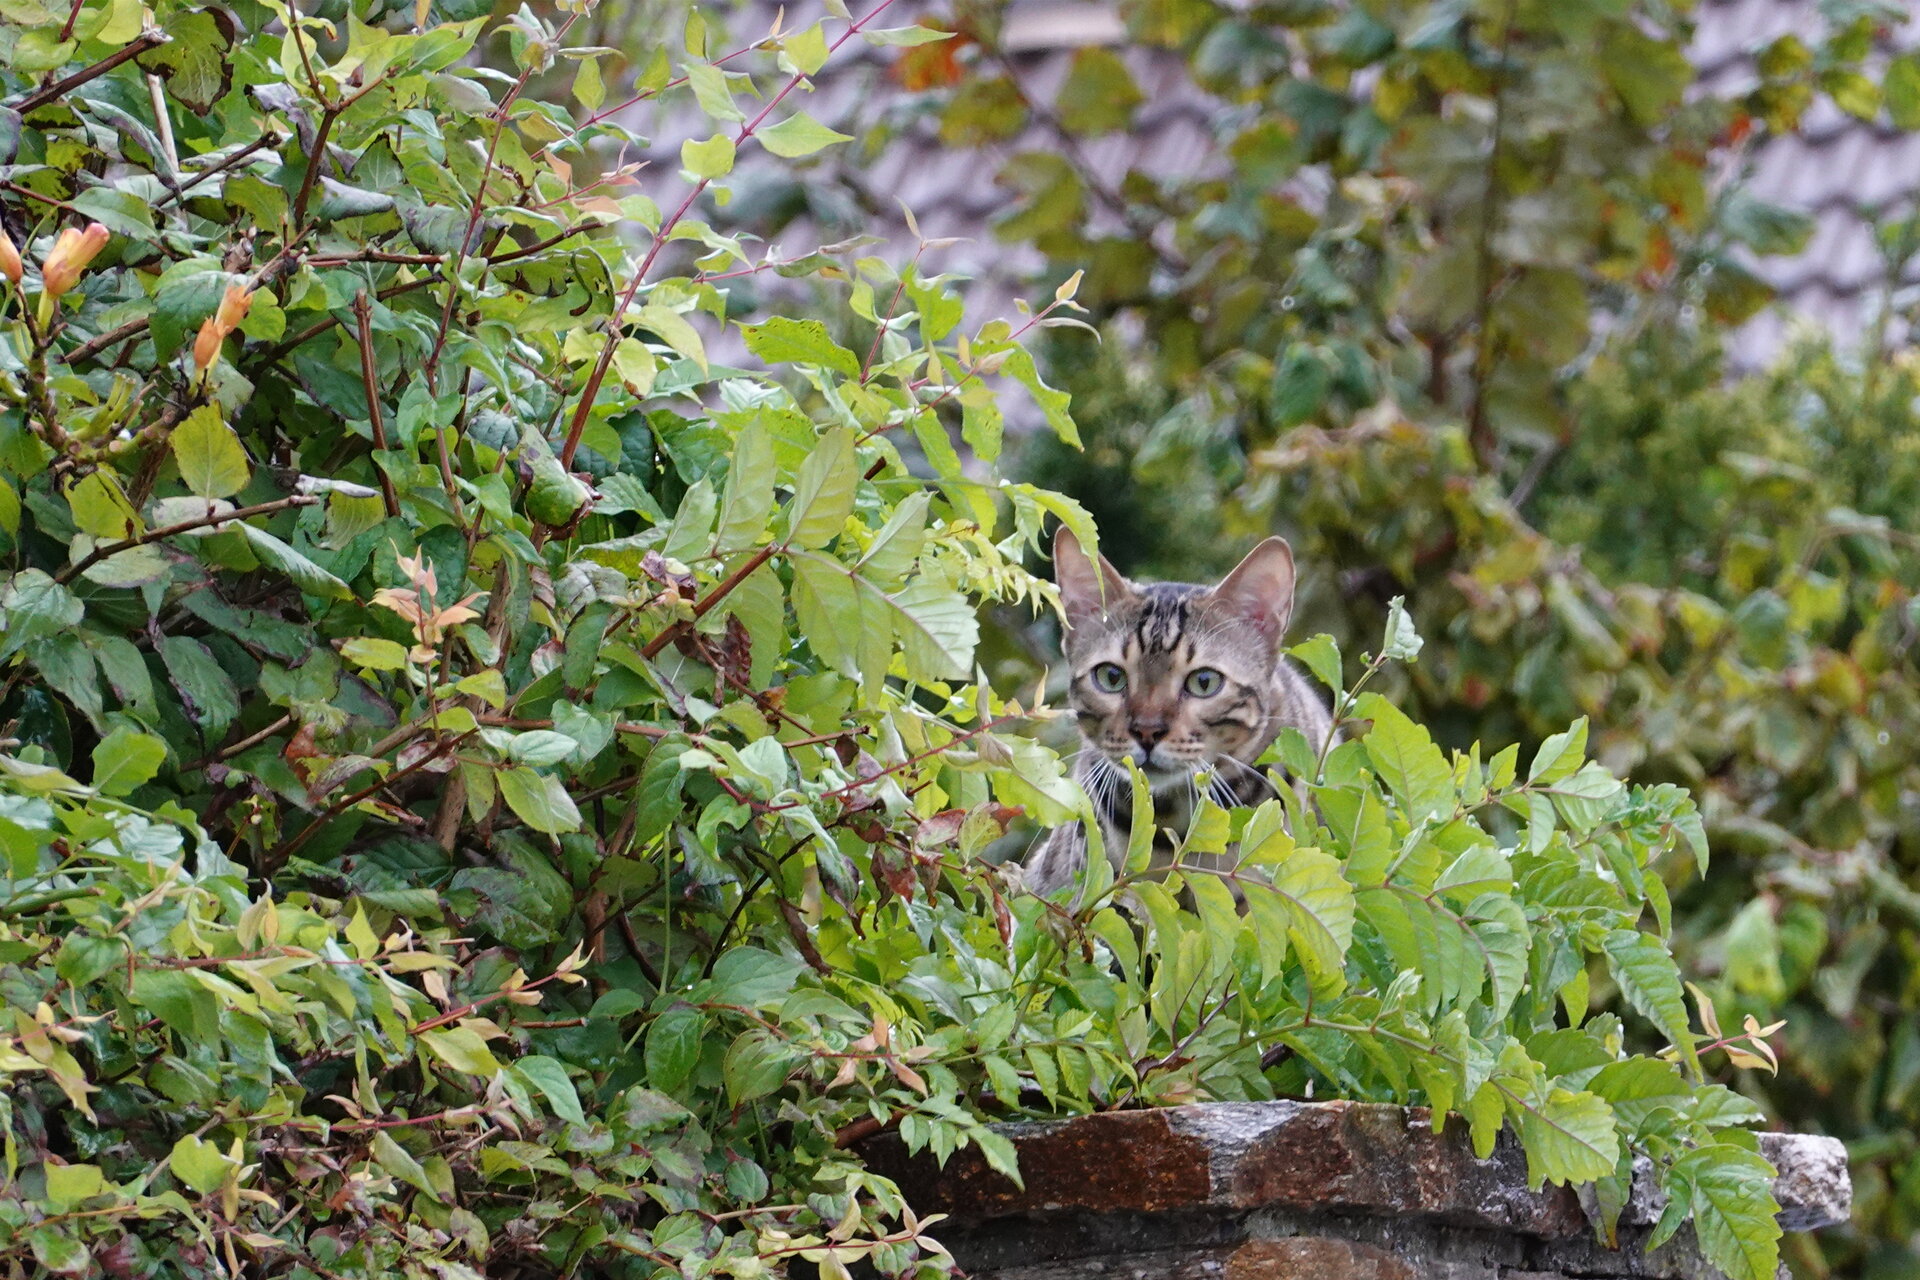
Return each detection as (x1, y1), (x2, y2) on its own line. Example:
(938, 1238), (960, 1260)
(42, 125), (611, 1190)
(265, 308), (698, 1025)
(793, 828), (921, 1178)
(1184, 668), (1225, 698)
(1091, 663), (1127, 692)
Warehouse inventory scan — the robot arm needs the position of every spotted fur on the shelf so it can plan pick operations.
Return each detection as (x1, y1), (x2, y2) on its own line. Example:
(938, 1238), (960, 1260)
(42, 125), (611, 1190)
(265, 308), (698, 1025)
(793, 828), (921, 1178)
(1023, 530), (1334, 897)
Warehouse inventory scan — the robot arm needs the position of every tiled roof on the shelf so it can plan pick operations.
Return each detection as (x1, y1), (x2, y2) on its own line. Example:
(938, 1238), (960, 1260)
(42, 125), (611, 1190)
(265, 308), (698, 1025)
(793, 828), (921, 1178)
(633, 0), (1918, 376)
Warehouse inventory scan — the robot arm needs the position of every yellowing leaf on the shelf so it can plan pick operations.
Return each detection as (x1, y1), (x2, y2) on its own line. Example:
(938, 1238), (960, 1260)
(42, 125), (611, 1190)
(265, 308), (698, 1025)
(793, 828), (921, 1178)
(170, 405), (251, 499)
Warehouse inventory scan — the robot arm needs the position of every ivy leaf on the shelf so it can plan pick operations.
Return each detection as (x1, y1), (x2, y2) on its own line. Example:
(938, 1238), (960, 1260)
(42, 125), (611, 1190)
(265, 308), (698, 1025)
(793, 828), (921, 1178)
(168, 1134), (238, 1194)
(170, 405), (251, 499)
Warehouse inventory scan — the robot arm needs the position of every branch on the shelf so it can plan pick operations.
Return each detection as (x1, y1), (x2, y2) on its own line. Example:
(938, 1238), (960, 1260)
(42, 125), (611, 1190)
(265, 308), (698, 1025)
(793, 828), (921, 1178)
(10, 31), (167, 114)
(351, 291), (402, 518)
(639, 541), (780, 660)
(55, 494), (318, 584)
(556, 0), (903, 473)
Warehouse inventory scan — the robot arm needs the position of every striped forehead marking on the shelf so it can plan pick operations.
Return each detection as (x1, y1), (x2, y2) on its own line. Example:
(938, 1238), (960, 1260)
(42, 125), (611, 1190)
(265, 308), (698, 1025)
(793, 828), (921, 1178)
(1131, 584), (1202, 656)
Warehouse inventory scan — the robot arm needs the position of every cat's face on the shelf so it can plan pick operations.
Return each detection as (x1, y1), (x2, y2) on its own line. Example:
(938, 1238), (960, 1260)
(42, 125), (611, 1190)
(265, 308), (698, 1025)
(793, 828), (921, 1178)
(1052, 529), (1297, 790)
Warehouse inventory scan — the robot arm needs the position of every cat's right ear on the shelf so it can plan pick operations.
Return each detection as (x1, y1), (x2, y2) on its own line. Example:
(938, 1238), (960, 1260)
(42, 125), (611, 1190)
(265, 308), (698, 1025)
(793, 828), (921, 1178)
(1052, 526), (1130, 632)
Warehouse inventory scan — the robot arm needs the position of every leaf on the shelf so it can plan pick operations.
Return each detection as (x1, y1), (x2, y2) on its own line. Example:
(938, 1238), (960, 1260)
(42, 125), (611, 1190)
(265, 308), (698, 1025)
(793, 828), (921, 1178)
(158, 635), (240, 735)
(680, 133), (735, 179)
(857, 490), (929, 583)
(789, 552), (861, 678)
(1603, 929), (1699, 1077)
(757, 111), (854, 158)
(1887, 53), (1920, 130)
(1287, 633), (1342, 693)
(420, 1026), (503, 1077)
(498, 768), (582, 834)
(863, 576), (977, 682)
(170, 404), (251, 499)
(1054, 46), (1142, 135)
(739, 317), (862, 377)
(168, 1134), (238, 1194)
(636, 304), (708, 372)
(1354, 693), (1453, 820)
(784, 427), (857, 548)
(42, 1162), (105, 1212)
(511, 1055), (586, 1127)
(722, 1029), (793, 1104)
(1241, 837), (1356, 994)
(1671, 1145), (1783, 1280)
(137, 6), (236, 112)
(240, 526), (353, 599)
(645, 1007), (703, 1092)
(91, 727), (166, 796)
(1511, 1087), (1620, 1188)
(716, 420), (776, 552)
(1529, 718), (1588, 784)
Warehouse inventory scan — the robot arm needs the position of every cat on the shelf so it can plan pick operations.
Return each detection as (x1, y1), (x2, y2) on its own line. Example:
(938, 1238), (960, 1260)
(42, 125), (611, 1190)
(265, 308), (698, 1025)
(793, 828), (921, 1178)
(1022, 527), (1334, 897)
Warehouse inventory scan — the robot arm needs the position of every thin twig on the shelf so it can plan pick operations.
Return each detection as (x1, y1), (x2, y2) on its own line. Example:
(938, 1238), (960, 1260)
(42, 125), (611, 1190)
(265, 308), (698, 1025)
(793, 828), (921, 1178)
(56, 495), (318, 584)
(10, 31), (167, 114)
(351, 291), (403, 518)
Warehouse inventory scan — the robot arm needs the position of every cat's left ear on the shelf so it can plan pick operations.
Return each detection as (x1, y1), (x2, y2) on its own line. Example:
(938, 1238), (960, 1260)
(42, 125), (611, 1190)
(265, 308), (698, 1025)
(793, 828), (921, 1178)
(1213, 538), (1296, 646)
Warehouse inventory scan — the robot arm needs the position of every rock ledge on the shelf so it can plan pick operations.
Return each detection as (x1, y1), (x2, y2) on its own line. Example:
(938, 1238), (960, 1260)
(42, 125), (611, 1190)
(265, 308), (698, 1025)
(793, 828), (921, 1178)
(862, 1100), (1849, 1280)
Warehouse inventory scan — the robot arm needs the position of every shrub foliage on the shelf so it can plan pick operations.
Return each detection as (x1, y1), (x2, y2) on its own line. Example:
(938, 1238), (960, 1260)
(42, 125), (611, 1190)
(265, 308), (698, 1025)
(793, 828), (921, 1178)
(0, 0), (1797, 1277)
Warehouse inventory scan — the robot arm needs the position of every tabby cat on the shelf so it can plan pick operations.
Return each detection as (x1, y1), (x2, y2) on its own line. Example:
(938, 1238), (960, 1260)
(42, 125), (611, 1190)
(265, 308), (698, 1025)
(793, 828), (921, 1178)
(1023, 527), (1333, 895)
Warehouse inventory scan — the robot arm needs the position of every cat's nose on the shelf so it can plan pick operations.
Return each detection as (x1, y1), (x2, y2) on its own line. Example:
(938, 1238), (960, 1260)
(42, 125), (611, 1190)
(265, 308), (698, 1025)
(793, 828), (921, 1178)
(1132, 719), (1169, 747)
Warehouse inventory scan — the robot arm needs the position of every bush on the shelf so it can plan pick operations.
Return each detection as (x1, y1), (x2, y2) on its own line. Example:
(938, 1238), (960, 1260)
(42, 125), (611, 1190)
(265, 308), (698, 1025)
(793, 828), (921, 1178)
(0, 1), (1801, 1277)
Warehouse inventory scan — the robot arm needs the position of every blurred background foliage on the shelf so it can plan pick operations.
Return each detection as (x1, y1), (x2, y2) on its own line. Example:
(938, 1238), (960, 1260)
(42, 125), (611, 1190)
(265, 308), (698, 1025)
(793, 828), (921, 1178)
(671, 0), (1920, 1273)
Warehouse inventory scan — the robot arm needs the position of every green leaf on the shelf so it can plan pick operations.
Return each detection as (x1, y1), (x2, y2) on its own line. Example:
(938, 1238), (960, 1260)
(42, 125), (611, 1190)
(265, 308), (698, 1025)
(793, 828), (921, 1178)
(1287, 633), (1342, 693)
(739, 317), (862, 377)
(636, 304), (708, 372)
(1511, 1087), (1620, 1188)
(1886, 53), (1920, 130)
(680, 133), (735, 179)
(862, 576), (976, 682)
(168, 1134), (237, 1194)
(420, 1026), (503, 1077)
(716, 420), (776, 552)
(757, 111), (854, 158)
(645, 1007), (704, 1092)
(1671, 1145), (1782, 1280)
(498, 768), (582, 834)
(789, 551), (861, 678)
(170, 404), (251, 499)
(511, 1055), (587, 1127)
(857, 490), (929, 583)
(1241, 836), (1356, 995)
(1603, 929), (1699, 1077)
(158, 635), (240, 735)
(1054, 46), (1143, 135)
(136, 6), (236, 112)
(1528, 718), (1588, 784)
(1354, 693), (1453, 820)
(42, 1162), (106, 1212)
(784, 427), (858, 548)
(370, 1130), (442, 1201)
(722, 1029), (793, 1104)
(90, 727), (166, 796)
(685, 62), (743, 121)
(240, 526), (353, 600)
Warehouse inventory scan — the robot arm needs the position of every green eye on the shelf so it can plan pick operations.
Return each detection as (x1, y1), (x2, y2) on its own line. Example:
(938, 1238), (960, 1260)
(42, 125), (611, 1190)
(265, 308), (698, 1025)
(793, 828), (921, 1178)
(1091, 663), (1127, 692)
(1184, 668), (1225, 697)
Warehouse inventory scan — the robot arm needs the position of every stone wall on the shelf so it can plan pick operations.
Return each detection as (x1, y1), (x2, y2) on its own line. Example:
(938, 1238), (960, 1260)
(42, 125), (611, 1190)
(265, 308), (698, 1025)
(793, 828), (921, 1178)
(862, 1101), (1850, 1280)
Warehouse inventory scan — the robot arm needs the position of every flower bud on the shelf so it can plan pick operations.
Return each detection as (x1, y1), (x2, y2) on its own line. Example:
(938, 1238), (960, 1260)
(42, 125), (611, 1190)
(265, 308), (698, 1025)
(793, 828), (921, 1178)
(40, 222), (110, 299)
(214, 284), (253, 332)
(0, 230), (20, 287)
(193, 286), (255, 372)
(192, 315), (224, 372)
